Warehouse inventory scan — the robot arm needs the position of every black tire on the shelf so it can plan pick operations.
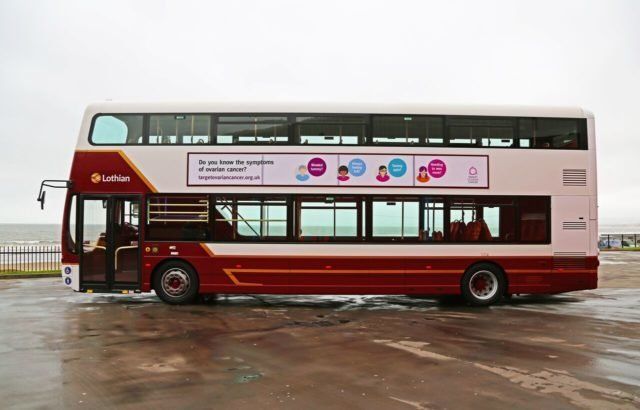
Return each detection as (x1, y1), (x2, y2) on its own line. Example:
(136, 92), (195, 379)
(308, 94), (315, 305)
(153, 260), (199, 305)
(461, 263), (505, 306)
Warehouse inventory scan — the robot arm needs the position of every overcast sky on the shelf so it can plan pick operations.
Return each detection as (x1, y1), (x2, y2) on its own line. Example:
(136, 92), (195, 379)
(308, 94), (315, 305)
(0, 0), (638, 225)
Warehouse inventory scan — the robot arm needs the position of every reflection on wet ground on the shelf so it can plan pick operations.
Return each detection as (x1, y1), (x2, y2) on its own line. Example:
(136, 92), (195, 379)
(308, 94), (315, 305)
(0, 253), (639, 409)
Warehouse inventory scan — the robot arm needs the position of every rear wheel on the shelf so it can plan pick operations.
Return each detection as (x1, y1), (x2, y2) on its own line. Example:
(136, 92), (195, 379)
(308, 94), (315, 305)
(461, 263), (505, 306)
(154, 261), (199, 305)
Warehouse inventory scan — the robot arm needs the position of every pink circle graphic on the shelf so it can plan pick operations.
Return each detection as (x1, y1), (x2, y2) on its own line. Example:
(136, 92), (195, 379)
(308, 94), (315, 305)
(307, 157), (327, 177)
(428, 159), (447, 178)
(469, 166), (477, 175)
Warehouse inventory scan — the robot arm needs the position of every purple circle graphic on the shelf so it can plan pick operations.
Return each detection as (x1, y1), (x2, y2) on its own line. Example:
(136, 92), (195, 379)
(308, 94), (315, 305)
(428, 159), (447, 178)
(307, 157), (327, 177)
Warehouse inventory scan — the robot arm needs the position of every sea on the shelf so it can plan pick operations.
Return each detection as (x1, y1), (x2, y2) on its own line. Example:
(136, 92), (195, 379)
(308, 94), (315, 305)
(1, 223), (640, 246)
(0, 224), (62, 247)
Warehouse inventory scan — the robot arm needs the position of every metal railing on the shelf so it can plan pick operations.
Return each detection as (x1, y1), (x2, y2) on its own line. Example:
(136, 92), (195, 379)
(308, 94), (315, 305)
(598, 234), (640, 249)
(0, 245), (61, 273)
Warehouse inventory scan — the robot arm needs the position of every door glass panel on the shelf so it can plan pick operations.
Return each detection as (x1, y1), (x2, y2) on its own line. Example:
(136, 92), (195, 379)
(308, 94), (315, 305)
(114, 198), (139, 283)
(82, 199), (108, 282)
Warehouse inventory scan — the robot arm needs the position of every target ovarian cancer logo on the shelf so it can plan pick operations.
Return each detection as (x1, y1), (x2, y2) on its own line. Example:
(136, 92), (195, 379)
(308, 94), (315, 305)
(90, 172), (131, 184)
(468, 166), (479, 184)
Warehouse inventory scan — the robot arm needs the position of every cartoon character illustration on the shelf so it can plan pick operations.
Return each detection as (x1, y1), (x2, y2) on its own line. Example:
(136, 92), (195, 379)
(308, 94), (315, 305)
(296, 165), (310, 182)
(416, 166), (430, 183)
(376, 165), (390, 182)
(337, 165), (350, 181)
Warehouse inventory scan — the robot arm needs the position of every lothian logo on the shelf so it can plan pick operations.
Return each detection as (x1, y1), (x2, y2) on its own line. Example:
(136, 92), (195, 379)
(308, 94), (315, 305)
(90, 172), (131, 184)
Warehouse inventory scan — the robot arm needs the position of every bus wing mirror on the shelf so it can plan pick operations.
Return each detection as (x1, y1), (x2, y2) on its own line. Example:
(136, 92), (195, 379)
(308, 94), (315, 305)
(38, 190), (46, 210)
(37, 180), (72, 210)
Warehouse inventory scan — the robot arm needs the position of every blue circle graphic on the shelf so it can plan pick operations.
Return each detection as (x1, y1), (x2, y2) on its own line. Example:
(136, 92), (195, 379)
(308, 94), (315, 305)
(64, 277), (72, 285)
(348, 158), (366, 177)
(388, 158), (407, 178)
(64, 267), (72, 274)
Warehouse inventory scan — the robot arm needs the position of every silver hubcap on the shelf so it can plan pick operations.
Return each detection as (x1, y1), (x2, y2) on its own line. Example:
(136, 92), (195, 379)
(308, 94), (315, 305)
(469, 270), (498, 300)
(161, 268), (190, 298)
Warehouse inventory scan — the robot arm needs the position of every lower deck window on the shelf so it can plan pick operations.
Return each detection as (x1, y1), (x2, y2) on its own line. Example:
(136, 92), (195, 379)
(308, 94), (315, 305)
(519, 197), (550, 242)
(298, 197), (361, 240)
(449, 197), (516, 242)
(423, 198), (445, 241)
(143, 194), (550, 244)
(146, 195), (210, 241)
(371, 198), (419, 240)
(214, 196), (288, 241)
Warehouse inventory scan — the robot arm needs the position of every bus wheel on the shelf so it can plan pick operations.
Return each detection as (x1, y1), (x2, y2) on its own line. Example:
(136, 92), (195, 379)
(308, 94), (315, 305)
(461, 263), (505, 306)
(154, 261), (199, 305)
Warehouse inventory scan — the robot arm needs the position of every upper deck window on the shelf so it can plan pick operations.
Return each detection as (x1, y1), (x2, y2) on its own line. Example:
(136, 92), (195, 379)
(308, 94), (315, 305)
(149, 114), (211, 144)
(536, 119), (580, 149)
(90, 114), (144, 145)
(296, 116), (365, 145)
(371, 116), (443, 145)
(217, 115), (289, 144)
(89, 112), (587, 149)
(519, 118), (581, 149)
(448, 117), (515, 148)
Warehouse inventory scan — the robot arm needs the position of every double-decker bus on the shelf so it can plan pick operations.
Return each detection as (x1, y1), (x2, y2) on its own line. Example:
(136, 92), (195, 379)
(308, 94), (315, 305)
(41, 102), (598, 306)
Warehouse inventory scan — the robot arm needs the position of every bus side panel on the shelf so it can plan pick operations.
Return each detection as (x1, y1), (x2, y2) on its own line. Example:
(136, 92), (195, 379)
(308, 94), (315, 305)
(141, 243), (597, 295)
(405, 256), (554, 295)
(286, 256), (405, 287)
(404, 257), (466, 295)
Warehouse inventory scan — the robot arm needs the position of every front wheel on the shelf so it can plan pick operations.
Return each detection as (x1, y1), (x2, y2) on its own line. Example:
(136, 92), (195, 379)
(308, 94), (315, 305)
(461, 263), (505, 306)
(154, 261), (199, 305)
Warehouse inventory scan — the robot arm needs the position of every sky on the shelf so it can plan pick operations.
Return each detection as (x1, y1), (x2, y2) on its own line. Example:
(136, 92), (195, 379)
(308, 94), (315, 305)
(0, 0), (638, 225)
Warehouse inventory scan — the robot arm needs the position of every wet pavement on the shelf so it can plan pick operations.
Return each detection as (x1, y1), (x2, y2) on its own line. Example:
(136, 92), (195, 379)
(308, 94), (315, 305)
(1, 252), (639, 409)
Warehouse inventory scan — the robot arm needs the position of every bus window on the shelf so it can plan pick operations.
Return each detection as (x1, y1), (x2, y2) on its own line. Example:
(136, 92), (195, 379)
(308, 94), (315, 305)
(91, 114), (144, 145)
(214, 196), (288, 240)
(371, 116), (443, 145)
(149, 115), (211, 144)
(518, 118), (533, 147)
(146, 195), (210, 241)
(296, 116), (365, 145)
(535, 119), (579, 149)
(449, 197), (515, 242)
(371, 198), (419, 240)
(519, 197), (549, 242)
(298, 197), (361, 240)
(372, 116), (419, 144)
(216, 116), (289, 144)
(449, 126), (477, 146)
(480, 127), (514, 147)
(448, 117), (515, 147)
(65, 195), (76, 253)
(422, 198), (444, 241)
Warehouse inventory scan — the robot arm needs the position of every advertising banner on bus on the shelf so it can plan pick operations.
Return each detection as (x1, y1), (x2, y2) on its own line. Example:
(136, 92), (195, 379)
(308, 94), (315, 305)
(187, 153), (488, 188)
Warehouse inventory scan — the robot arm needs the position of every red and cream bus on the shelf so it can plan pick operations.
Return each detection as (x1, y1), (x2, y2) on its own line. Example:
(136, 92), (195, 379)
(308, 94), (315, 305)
(41, 102), (598, 305)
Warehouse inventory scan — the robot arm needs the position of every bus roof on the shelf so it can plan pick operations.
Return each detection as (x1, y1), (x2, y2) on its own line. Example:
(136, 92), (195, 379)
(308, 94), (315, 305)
(84, 102), (593, 119)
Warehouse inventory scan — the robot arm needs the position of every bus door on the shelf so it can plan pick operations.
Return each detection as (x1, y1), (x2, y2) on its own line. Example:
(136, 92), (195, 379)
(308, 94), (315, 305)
(79, 195), (141, 291)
